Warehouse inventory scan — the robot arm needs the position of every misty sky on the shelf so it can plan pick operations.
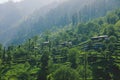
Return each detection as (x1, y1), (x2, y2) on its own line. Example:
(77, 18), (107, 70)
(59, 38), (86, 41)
(0, 0), (23, 3)
(0, 0), (66, 4)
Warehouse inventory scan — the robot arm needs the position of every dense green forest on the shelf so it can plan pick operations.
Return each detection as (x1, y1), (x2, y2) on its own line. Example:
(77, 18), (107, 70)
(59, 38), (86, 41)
(0, 9), (120, 80)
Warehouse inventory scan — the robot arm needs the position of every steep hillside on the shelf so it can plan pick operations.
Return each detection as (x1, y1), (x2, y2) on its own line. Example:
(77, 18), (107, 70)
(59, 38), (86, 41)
(0, 0), (61, 45)
(0, 9), (120, 80)
(9, 0), (120, 46)
(0, 0), (120, 46)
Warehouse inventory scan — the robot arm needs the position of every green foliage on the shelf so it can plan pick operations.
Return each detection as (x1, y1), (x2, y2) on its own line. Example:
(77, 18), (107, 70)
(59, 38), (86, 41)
(37, 50), (50, 80)
(52, 66), (79, 80)
(1, 8), (120, 80)
(68, 48), (79, 69)
(107, 12), (119, 24)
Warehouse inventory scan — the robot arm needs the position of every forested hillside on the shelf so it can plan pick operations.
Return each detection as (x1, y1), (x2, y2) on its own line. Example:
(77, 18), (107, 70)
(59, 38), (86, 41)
(0, 0), (61, 45)
(11, 0), (120, 45)
(0, 9), (120, 80)
(1, 0), (120, 46)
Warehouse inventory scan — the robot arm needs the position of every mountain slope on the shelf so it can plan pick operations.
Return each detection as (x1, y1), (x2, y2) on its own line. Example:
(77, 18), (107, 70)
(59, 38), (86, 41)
(0, 0), (120, 46)
(0, 8), (120, 80)
(0, 0), (61, 45)
(9, 0), (120, 45)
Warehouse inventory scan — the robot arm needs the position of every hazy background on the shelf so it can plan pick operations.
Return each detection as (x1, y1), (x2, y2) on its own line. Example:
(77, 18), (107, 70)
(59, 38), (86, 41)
(0, 0), (23, 3)
(0, 0), (65, 4)
(0, 0), (120, 46)
(0, 0), (67, 46)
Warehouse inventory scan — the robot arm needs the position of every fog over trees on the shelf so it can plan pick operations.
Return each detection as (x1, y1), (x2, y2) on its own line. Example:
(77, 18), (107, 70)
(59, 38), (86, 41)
(0, 0), (120, 80)
(0, 0), (120, 46)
